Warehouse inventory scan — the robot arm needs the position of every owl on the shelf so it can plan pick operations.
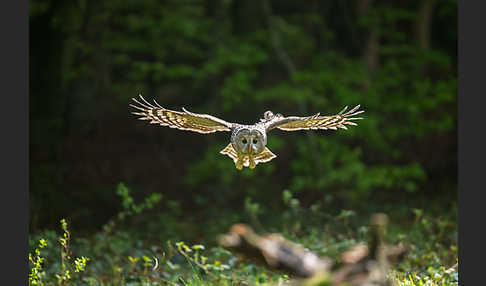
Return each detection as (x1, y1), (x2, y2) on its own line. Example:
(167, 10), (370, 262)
(130, 95), (364, 170)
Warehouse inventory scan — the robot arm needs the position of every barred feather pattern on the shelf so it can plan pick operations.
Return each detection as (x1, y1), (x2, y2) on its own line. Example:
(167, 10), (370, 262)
(130, 95), (233, 134)
(267, 105), (364, 131)
(129, 95), (364, 170)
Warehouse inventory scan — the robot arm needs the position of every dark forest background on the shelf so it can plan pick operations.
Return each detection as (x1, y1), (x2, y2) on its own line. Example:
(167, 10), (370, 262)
(29, 0), (457, 240)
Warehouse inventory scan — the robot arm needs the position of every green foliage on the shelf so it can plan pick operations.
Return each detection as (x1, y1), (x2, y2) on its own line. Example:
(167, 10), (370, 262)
(29, 220), (90, 286)
(29, 239), (47, 285)
(115, 182), (162, 221)
(29, 1), (457, 285)
(30, 0), (457, 232)
(392, 265), (458, 286)
(28, 201), (457, 285)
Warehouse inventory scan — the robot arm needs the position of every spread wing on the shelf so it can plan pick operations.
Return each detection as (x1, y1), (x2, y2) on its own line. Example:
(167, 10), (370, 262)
(265, 105), (364, 132)
(130, 95), (234, 134)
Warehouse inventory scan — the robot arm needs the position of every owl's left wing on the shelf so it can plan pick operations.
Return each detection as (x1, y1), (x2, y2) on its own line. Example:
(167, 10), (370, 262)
(130, 95), (234, 134)
(265, 105), (364, 132)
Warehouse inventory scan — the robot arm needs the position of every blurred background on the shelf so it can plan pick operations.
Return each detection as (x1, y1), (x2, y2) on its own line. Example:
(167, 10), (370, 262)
(29, 0), (456, 242)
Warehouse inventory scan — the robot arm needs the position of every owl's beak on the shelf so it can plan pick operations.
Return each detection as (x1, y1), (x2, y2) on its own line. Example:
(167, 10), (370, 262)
(248, 142), (252, 154)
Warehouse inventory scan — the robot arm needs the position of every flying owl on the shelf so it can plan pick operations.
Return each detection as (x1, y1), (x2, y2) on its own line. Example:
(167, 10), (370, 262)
(130, 95), (364, 170)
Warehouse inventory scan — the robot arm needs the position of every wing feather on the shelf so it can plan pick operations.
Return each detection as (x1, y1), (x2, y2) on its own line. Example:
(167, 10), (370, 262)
(130, 95), (234, 134)
(266, 105), (364, 132)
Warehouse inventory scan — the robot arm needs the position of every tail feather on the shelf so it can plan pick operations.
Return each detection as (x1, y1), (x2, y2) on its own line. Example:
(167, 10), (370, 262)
(220, 143), (277, 170)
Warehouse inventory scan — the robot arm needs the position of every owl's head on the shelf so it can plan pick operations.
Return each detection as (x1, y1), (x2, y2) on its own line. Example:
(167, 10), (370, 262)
(262, 110), (283, 122)
(232, 128), (266, 155)
(263, 111), (274, 120)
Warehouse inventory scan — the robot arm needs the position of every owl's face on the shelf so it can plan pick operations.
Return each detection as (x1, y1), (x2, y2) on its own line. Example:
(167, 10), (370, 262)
(232, 128), (266, 155)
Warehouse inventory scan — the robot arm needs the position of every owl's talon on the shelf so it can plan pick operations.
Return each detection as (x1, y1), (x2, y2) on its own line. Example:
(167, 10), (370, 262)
(249, 159), (256, 169)
(235, 157), (244, 170)
(130, 98), (363, 170)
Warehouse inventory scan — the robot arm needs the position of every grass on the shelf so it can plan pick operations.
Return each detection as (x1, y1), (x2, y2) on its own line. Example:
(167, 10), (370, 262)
(29, 185), (457, 286)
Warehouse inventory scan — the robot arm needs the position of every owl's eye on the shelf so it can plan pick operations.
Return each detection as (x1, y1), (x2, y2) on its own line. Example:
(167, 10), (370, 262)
(252, 139), (258, 144)
(242, 139), (248, 144)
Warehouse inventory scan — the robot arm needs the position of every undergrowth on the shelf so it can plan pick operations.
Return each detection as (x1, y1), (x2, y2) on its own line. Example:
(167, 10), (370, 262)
(29, 183), (457, 286)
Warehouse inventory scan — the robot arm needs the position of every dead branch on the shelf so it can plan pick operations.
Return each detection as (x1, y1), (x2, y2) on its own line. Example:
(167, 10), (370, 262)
(219, 223), (333, 278)
(218, 213), (408, 286)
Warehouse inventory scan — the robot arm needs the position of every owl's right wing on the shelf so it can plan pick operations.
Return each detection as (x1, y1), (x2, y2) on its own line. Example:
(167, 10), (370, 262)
(130, 95), (234, 134)
(265, 105), (364, 132)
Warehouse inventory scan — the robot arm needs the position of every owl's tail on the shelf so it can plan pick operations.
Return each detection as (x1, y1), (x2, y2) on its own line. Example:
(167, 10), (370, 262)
(219, 143), (277, 170)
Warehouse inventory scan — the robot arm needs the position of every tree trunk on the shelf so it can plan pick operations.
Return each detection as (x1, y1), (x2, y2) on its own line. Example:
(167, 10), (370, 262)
(356, 0), (379, 85)
(416, 0), (436, 50)
(365, 29), (379, 72)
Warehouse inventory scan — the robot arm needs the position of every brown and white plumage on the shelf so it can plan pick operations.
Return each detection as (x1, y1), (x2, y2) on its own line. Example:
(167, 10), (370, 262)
(264, 105), (364, 131)
(220, 141), (277, 170)
(130, 95), (364, 170)
(130, 96), (234, 134)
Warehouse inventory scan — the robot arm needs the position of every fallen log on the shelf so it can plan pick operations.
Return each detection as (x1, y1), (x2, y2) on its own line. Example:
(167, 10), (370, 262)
(218, 213), (408, 286)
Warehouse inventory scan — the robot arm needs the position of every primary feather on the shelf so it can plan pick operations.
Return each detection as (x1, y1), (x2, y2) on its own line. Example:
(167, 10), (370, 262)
(130, 95), (364, 170)
(130, 95), (233, 134)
